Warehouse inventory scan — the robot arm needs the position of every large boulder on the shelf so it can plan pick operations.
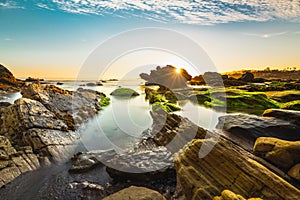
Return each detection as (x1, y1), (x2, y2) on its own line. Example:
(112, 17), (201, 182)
(253, 137), (300, 170)
(103, 186), (166, 200)
(216, 114), (300, 149)
(174, 137), (300, 199)
(202, 72), (224, 87)
(140, 65), (192, 89)
(240, 72), (254, 82)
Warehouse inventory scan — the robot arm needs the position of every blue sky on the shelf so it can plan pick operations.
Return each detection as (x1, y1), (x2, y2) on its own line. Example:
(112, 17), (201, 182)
(0, 0), (300, 79)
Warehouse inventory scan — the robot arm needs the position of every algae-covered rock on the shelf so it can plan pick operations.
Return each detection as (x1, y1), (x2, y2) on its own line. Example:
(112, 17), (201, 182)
(152, 102), (181, 113)
(262, 109), (300, 126)
(103, 186), (166, 200)
(281, 100), (300, 111)
(110, 88), (139, 97)
(253, 137), (300, 170)
(99, 97), (110, 107)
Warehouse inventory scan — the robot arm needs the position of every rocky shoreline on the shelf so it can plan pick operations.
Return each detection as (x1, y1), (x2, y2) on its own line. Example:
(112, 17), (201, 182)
(1, 64), (300, 199)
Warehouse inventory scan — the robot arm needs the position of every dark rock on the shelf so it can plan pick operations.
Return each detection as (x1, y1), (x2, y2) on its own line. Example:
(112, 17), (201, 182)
(263, 109), (300, 126)
(140, 65), (192, 89)
(240, 72), (254, 82)
(25, 77), (44, 82)
(56, 82), (64, 85)
(0, 64), (22, 91)
(216, 114), (300, 149)
(203, 72), (224, 87)
(86, 82), (96, 86)
(110, 88), (139, 97)
(0, 102), (11, 108)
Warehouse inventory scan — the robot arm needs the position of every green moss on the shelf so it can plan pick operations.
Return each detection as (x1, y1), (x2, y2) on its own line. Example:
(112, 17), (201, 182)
(193, 89), (280, 115)
(281, 100), (300, 111)
(152, 102), (181, 112)
(110, 88), (139, 97)
(99, 97), (110, 107)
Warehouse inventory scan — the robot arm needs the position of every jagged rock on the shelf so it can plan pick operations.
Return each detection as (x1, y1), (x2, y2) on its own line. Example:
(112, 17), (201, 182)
(174, 137), (300, 200)
(263, 109), (300, 126)
(140, 65), (192, 89)
(69, 149), (116, 173)
(103, 186), (166, 200)
(0, 102), (11, 108)
(21, 84), (103, 127)
(0, 136), (40, 187)
(240, 72), (254, 82)
(213, 190), (263, 200)
(253, 137), (300, 170)
(216, 114), (300, 149)
(288, 163), (300, 181)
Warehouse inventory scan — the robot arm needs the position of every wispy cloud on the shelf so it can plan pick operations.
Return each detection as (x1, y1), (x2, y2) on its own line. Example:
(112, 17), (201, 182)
(36, 3), (55, 11)
(243, 31), (289, 38)
(2, 0), (300, 25)
(4, 38), (13, 41)
(0, 1), (25, 9)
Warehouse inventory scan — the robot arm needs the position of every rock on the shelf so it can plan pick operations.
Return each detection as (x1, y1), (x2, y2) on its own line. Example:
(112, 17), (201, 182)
(174, 137), (300, 200)
(106, 146), (175, 181)
(216, 114), (300, 149)
(288, 163), (300, 181)
(0, 64), (22, 91)
(0, 102), (11, 108)
(110, 88), (139, 97)
(213, 190), (263, 200)
(240, 72), (254, 82)
(267, 90), (300, 103)
(21, 84), (102, 126)
(281, 100), (300, 111)
(0, 98), (79, 163)
(263, 109), (300, 126)
(68, 181), (104, 191)
(25, 77), (44, 82)
(103, 186), (166, 200)
(0, 136), (40, 187)
(253, 137), (300, 170)
(69, 149), (116, 173)
(56, 82), (64, 85)
(86, 82), (96, 86)
(203, 72), (224, 87)
(140, 65), (192, 89)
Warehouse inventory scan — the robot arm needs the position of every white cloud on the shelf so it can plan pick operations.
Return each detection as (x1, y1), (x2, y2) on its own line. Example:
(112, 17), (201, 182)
(243, 31), (289, 38)
(0, 2), (25, 9)
(36, 3), (55, 11)
(2, 0), (300, 25)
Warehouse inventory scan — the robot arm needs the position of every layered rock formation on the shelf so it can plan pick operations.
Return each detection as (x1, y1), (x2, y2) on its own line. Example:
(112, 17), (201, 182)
(0, 83), (106, 187)
(174, 137), (300, 199)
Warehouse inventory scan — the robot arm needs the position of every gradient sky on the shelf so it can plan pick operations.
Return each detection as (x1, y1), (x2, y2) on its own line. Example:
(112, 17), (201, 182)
(0, 0), (300, 79)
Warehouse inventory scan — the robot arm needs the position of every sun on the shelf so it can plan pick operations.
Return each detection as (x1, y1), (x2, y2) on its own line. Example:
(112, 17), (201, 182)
(175, 67), (181, 74)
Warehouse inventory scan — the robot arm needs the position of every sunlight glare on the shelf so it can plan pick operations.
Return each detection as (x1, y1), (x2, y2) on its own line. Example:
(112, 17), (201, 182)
(176, 67), (181, 74)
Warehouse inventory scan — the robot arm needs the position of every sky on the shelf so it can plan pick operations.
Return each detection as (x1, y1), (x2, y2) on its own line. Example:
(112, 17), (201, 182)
(0, 0), (300, 79)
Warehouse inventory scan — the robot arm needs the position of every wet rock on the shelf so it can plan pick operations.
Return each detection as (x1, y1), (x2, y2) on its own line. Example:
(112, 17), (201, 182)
(253, 137), (300, 170)
(69, 149), (116, 173)
(174, 137), (300, 200)
(140, 65), (191, 89)
(106, 146), (174, 181)
(0, 102), (11, 108)
(263, 109), (300, 126)
(288, 163), (300, 181)
(110, 88), (139, 97)
(68, 181), (104, 191)
(103, 186), (166, 200)
(216, 114), (300, 149)
(268, 91), (300, 103)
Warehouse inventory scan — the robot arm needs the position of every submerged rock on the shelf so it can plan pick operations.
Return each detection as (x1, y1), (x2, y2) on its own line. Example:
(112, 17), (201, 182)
(174, 137), (300, 199)
(103, 186), (166, 200)
(110, 88), (139, 97)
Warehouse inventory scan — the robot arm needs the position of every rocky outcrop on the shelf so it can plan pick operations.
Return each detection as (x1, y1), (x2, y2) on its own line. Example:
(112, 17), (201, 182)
(0, 83), (106, 186)
(140, 65), (192, 89)
(103, 186), (166, 200)
(174, 137), (300, 200)
(0, 135), (40, 187)
(253, 137), (300, 170)
(216, 114), (300, 149)
(213, 190), (262, 200)
(0, 64), (22, 91)
(240, 72), (254, 82)
(263, 109), (300, 126)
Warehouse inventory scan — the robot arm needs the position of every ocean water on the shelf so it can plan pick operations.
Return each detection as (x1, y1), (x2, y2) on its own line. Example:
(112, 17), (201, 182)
(1, 80), (225, 151)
